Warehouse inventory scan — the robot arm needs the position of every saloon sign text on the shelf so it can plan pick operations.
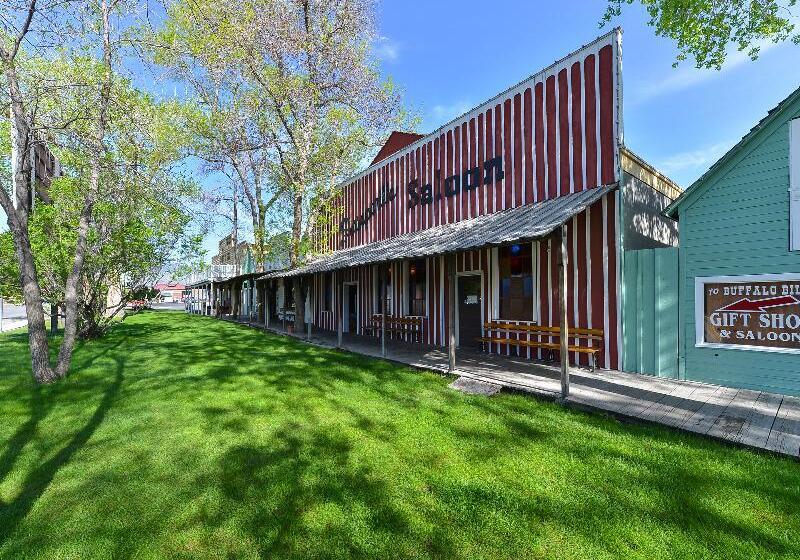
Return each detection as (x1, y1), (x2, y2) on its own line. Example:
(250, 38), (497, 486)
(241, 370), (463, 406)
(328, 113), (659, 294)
(339, 155), (504, 236)
(698, 274), (800, 352)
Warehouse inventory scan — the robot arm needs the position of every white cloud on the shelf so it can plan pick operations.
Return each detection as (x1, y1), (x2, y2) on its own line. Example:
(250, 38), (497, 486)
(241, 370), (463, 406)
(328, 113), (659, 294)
(374, 36), (400, 62)
(634, 39), (781, 103)
(656, 139), (736, 178)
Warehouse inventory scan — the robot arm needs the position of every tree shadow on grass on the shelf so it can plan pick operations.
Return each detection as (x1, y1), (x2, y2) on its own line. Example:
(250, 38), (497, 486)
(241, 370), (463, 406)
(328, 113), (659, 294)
(213, 422), (441, 559)
(0, 359), (124, 545)
(0, 386), (48, 484)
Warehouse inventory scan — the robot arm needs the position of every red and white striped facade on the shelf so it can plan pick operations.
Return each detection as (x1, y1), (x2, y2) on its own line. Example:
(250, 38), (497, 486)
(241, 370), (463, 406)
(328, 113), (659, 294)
(306, 30), (624, 369)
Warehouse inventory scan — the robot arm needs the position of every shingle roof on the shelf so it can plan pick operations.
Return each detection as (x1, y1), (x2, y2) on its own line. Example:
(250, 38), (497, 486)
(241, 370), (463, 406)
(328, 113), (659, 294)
(262, 185), (616, 279)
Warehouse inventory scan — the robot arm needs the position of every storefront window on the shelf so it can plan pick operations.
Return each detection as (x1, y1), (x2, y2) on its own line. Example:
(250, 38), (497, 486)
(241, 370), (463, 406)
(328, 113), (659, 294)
(322, 272), (332, 311)
(498, 243), (533, 321)
(285, 282), (295, 310)
(407, 259), (426, 316)
(374, 266), (393, 314)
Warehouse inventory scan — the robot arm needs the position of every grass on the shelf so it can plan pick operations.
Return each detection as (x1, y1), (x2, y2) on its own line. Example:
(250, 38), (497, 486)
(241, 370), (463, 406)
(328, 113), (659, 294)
(0, 312), (799, 559)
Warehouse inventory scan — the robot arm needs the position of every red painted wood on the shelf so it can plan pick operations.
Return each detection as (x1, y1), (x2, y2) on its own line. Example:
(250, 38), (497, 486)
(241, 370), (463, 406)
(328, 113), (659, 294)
(571, 61), (584, 192)
(503, 98), (513, 210)
(523, 87), (533, 204)
(461, 122), (469, 220)
(468, 118), (477, 218)
(513, 93), (523, 208)
(545, 76), (557, 199)
(584, 53), (598, 189)
(476, 113), (485, 216)
(535, 82), (545, 202)
(599, 45), (615, 186)
(558, 68), (570, 196)
(495, 103), (503, 213)
(485, 108), (494, 215)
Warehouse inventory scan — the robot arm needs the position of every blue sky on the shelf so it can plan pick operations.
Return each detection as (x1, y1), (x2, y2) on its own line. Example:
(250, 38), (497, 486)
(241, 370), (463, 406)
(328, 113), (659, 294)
(375, 0), (800, 187)
(5, 1), (800, 264)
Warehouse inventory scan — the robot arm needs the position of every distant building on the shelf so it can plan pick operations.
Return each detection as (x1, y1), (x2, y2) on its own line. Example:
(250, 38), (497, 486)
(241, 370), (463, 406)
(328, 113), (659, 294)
(211, 233), (251, 269)
(154, 282), (187, 303)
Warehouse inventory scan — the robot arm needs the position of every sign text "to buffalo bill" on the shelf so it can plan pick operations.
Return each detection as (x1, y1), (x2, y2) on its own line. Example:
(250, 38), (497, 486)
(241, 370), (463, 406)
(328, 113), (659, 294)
(339, 156), (504, 236)
(700, 276), (800, 351)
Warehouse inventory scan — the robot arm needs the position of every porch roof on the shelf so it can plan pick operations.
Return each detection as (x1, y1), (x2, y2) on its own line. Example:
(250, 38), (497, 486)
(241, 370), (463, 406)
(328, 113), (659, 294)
(187, 272), (263, 288)
(262, 184), (616, 279)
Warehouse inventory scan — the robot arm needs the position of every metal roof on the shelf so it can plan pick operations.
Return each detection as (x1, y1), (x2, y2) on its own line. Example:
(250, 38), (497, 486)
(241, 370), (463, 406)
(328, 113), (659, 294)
(186, 271), (264, 288)
(262, 185), (616, 279)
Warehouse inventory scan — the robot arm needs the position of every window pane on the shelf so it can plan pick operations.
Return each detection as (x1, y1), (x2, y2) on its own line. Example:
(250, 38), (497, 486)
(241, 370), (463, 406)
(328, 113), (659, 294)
(498, 244), (533, 321)
(408, 259), (426, 316)
(323, 272), (332, 311)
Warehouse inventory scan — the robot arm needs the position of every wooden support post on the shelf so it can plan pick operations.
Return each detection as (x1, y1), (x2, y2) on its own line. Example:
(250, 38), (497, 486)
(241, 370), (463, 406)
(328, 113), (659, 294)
(336, 271), (343, 348)
(210, 282), (215, 316)
(380, 263), (386, 357)
(447, 253), (457, 373)
(557, 223), (570, 399)
(265, 282), (270, 328)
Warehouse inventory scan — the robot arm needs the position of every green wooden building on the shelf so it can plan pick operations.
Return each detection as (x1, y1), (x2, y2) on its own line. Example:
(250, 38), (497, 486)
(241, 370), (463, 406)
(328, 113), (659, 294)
(665, 86), (800, 395)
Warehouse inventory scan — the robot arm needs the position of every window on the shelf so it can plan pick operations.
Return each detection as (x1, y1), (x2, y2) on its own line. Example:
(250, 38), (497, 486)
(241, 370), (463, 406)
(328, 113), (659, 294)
(790, 118), (800, 251)
(322, 272), (332, 312)
(285, 281), (295, 310)
(407, 259), (427, 316)
(374, 266), (393, 314)
(498, 243), (534, 321)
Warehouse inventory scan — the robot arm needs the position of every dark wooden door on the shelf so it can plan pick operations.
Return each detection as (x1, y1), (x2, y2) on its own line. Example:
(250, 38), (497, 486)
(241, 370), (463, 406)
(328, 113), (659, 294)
(347, 284), (358, 333)
(458, 275), (482, 348)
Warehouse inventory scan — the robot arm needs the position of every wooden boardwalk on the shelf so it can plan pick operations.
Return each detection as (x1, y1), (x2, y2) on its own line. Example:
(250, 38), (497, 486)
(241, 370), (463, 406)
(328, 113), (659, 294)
(234, 319), (800, 459)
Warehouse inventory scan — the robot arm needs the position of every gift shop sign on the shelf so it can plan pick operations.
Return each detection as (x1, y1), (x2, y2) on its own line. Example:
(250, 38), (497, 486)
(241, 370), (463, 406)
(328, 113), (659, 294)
(695, 273), (800, 353)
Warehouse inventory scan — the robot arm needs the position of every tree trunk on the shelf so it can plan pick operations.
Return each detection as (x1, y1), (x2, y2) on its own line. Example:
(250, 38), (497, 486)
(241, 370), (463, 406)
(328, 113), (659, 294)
(291, 191), (303, 266)
(1, 69), (56, 383)
(50, 302), (58, 334)
(8, 217), (58, 383)
(54, 0), (111, 378)
(55, 194), (94, 377)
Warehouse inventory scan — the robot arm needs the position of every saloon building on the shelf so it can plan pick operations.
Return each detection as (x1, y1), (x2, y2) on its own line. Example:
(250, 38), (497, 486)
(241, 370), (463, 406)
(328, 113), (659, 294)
(255, 29), (681, 374)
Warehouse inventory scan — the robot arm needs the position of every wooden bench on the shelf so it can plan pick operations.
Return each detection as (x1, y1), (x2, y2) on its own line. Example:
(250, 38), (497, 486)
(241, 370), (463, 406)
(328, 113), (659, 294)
(364, 314), (425, 343)
(478, 322), (604, 371)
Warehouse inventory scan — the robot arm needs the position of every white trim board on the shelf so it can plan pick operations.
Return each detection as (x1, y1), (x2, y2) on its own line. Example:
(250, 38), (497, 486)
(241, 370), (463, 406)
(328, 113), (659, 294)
(790, 118), (800, 251)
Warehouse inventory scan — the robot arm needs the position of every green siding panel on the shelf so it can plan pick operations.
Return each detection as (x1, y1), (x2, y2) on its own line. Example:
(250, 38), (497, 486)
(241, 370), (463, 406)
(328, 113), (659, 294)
(622, 247), (679, 378)
(678, 99), (800, 396)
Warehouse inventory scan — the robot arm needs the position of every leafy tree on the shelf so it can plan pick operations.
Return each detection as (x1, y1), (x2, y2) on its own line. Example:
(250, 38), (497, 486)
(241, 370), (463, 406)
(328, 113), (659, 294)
(604, 0), (799, 69)
(153, 0), (413, 327)
(0, 89), (201, 339)
(1, 0), (198, 382)
(153, 0), (412, 256)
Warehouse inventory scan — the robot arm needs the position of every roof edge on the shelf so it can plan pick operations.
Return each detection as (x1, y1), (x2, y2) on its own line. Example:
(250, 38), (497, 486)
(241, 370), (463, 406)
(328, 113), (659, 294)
(330, 28), (621, 191)
(620, 147), (682, 200)
(665, 84), (800, 219)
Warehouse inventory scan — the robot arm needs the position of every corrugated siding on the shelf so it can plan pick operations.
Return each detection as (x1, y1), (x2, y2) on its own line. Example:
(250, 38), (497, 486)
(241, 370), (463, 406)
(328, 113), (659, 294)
(622, 248), (678, 377)
(680, 104), (800, 395)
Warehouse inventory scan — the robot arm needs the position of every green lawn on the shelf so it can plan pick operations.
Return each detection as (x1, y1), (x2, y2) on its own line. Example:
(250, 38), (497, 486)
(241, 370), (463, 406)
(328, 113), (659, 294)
(0, 312), (799, 559)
